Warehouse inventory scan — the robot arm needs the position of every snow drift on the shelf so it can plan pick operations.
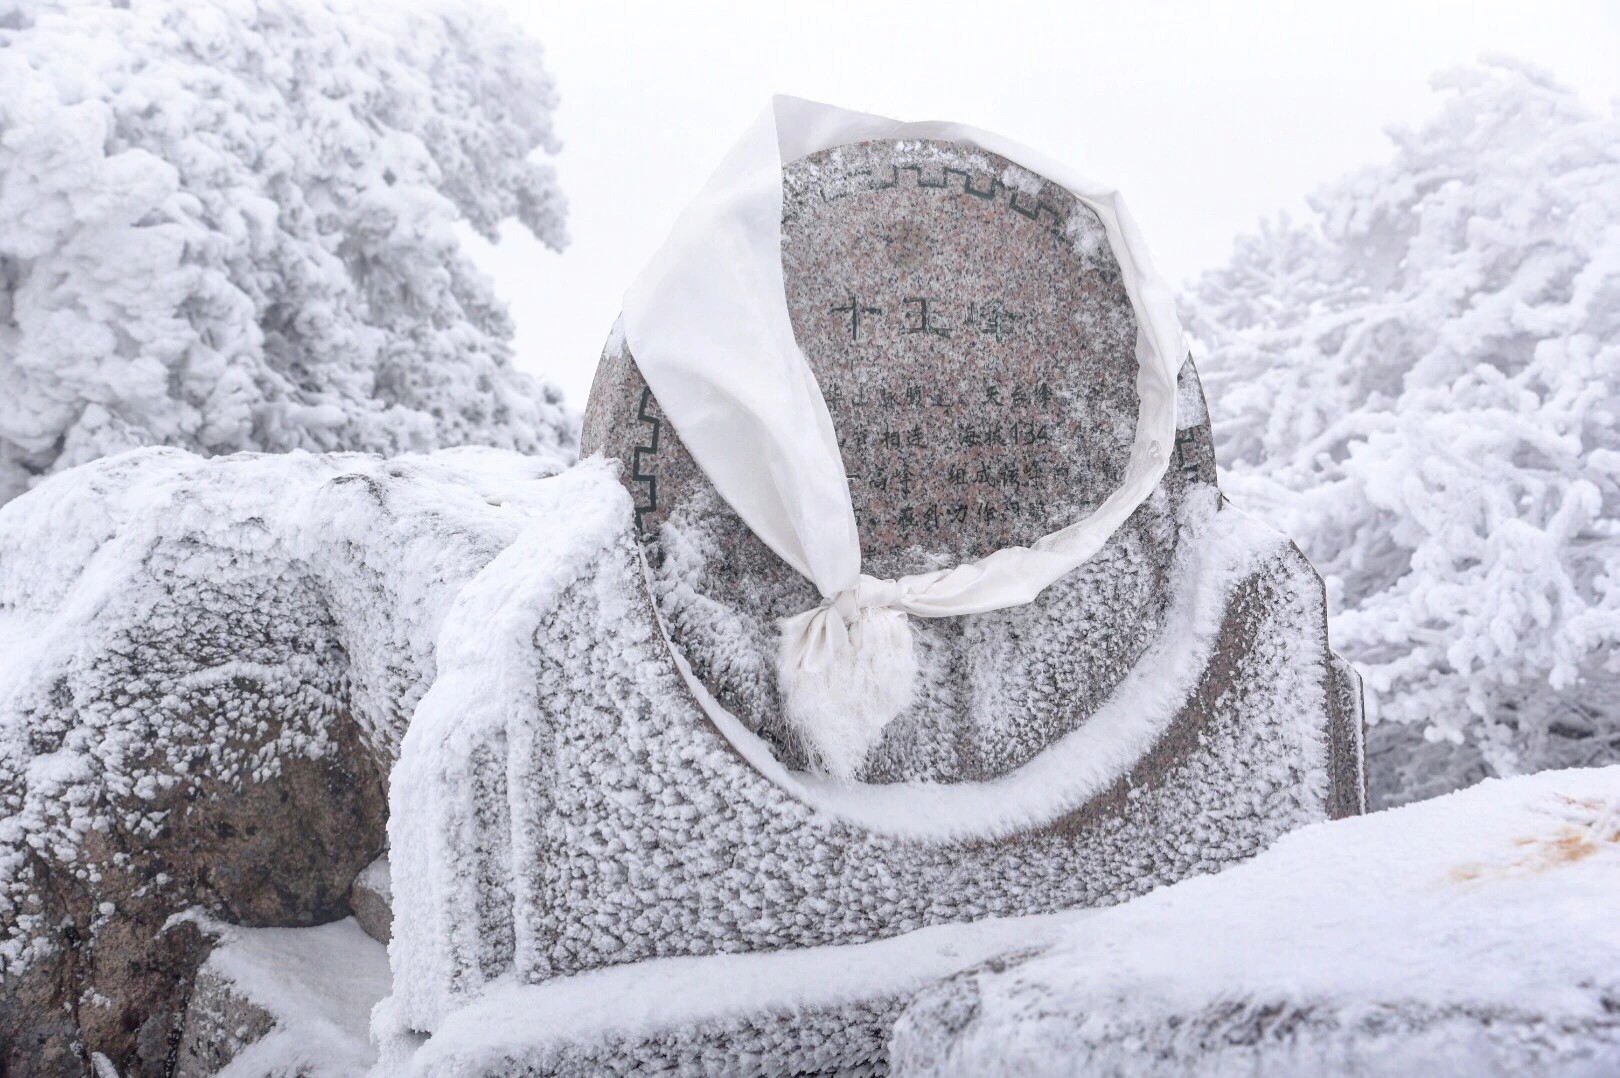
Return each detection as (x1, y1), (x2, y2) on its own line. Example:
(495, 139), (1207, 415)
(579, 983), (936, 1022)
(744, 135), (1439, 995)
(891, 764), (1620, 1077)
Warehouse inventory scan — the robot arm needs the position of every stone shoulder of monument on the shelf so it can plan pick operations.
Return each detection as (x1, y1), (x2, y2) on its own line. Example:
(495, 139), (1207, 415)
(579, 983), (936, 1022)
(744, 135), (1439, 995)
(0, 445), (568, 1075)
(382, 454), (1362, 1045)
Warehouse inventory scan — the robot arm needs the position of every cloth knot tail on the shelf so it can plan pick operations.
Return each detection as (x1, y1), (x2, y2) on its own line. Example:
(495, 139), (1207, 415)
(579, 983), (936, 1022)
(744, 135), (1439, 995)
(777, 586), (918, 780)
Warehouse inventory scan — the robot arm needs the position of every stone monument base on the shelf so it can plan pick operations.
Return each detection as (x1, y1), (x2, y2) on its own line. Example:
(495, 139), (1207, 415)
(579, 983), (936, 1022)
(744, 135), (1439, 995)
(384, 460), (1364, 1044)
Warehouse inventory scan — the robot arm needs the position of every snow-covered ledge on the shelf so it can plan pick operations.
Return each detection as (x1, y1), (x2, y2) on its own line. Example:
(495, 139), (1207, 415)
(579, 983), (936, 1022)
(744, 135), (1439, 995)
(892, 765), (1620, 1076)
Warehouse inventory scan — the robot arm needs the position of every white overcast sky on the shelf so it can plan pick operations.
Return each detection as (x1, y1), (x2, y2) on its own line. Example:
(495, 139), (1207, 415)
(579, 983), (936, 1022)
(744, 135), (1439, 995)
(466, 0), (1620, 407)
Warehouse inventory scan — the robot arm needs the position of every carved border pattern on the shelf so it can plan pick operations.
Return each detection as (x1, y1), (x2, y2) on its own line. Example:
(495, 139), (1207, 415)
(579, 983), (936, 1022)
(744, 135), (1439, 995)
(802, 161), (1069, 242)
(631, 386), (662, 534)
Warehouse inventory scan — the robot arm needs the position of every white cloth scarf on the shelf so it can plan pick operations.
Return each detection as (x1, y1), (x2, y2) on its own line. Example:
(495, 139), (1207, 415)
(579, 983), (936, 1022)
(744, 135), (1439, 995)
(623, 96), (1186, 780)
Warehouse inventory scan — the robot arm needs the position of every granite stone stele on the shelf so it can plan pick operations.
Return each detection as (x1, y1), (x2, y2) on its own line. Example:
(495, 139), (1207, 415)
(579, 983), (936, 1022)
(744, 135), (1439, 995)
(383, 138), (1367, 1074)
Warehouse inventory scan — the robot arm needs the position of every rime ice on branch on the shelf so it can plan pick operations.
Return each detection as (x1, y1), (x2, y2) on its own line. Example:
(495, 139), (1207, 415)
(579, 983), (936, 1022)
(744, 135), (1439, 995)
(1185, 62), (1620, 806)
(0, 0), (574, 506)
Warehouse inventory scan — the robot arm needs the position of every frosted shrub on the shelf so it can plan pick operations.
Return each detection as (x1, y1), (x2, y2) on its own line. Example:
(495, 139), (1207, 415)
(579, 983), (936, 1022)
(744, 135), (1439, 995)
(1186, 61), (1620, 805)
(0, 0), (575, 503)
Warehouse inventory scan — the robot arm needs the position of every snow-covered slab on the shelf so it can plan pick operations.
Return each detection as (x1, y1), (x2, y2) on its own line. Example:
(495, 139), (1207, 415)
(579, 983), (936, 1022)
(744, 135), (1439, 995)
(379, 909), (1092, 1077)
(175, 918), (389, 1078)
(891, 766), (1620, 1077)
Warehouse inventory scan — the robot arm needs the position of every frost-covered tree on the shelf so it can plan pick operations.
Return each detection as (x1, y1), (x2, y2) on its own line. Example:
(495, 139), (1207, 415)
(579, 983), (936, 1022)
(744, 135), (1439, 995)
(0, 0), (574, 504)
(1185, 61), (1620, 806)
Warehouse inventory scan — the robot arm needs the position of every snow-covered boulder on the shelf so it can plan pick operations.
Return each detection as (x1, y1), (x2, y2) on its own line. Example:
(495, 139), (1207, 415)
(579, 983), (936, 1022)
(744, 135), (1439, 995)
(890, 765), (1620, 1077)
(0, 445), (563, 1075)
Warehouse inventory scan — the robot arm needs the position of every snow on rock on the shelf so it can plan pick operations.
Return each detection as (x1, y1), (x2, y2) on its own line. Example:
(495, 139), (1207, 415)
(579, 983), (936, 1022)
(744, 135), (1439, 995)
(891, 765), (1620, 1077)
(383, 458), (1354, 1067)
(174, 917), (389, 1078)
(0, 445), (565, 1075)
(350, 854), (394, 945)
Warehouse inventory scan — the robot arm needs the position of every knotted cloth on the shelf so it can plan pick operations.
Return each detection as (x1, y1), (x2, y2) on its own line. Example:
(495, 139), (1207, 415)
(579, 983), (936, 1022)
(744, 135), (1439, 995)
(623, 96), (1186, 779)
